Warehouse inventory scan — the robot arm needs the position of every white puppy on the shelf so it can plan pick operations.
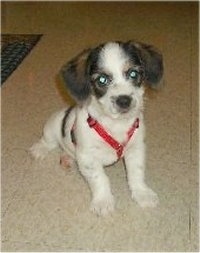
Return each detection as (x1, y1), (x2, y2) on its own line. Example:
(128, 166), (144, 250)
(30, 41), (163, 216)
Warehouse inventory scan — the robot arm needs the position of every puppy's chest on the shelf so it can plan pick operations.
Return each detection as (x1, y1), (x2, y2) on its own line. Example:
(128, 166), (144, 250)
(75, 122), (135, 165)
(84, 135), (123, 165)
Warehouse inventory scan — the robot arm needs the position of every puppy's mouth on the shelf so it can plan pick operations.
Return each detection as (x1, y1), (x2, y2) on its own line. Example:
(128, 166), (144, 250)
(118, 107), (131, 114)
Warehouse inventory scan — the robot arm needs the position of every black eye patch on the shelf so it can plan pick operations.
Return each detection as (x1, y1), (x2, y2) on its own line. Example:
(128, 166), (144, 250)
(126, 68), (144, 86)
(92, 82), (108, 98)
(91, 73), (111, 98)
(95, 73), (112, 87)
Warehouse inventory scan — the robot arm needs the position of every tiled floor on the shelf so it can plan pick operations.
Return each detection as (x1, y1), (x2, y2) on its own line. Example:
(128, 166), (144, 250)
(1, 2), (199, 252)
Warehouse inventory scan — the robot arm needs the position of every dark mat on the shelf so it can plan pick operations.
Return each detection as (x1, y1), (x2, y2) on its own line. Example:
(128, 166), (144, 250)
(1, 34), (43, 85)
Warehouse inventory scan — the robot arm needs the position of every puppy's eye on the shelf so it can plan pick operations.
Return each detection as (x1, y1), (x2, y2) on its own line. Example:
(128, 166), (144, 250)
(127, 69), (139, 80)
(97, 74), (109, 86)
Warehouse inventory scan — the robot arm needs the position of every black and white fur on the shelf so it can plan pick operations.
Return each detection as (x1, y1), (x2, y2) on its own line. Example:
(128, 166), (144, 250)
(30, 41), (163, 216)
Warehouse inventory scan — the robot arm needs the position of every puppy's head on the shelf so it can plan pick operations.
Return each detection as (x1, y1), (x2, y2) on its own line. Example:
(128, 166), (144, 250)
(61, 41), (163, 117)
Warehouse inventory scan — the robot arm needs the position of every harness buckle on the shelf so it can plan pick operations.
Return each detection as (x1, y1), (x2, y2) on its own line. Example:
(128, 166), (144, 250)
(116, 144), (124, 159)
(87, 116), (97, 127)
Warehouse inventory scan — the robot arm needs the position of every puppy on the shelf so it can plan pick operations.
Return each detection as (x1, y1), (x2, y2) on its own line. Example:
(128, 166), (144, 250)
(30, 41), (163, 216)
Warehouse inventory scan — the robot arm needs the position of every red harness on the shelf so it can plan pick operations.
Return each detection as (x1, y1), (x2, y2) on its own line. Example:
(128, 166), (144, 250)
(71, 115), (139, 160)
(86, 115), (139, 160)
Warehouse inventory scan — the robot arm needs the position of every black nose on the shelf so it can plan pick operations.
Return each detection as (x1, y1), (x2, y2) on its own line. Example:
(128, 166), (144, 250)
(116, 95), (132, 109)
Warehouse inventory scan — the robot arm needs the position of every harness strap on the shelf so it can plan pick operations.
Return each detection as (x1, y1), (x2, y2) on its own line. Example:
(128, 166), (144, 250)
(87, 115), (139, 160)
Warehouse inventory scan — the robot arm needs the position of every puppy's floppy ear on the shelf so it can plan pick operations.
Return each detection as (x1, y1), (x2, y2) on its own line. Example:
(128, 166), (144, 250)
(130, 41), (163, 88)
(60, 48), (91, 101)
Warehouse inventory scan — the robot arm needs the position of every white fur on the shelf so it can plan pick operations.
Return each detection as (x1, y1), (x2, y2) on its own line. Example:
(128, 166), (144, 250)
(30, 42), (159, 216)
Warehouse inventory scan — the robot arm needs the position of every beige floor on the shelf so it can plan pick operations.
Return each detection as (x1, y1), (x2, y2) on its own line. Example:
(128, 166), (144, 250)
(1, 2), (199, 252)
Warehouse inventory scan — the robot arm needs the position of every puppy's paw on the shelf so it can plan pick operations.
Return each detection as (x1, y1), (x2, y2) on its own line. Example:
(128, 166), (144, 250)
(60, 155), (71, 168)
(60, 155), (76, 170)
(132, 187), (159, 208)
(29, 141), (49, 160)
(90, 195), (115, 216)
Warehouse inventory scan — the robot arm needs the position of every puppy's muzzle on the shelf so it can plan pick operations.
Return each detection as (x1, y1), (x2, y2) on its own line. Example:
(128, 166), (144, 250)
(116, 95), (132, 110)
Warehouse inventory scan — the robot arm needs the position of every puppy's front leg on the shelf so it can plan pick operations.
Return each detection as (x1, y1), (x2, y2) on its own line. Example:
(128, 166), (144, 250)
(77, 155), (114, 216)
(124, 143), (159, 208)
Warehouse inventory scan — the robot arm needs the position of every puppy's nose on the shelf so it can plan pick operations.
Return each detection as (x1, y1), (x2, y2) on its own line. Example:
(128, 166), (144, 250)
(116, 95), (132, 109)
